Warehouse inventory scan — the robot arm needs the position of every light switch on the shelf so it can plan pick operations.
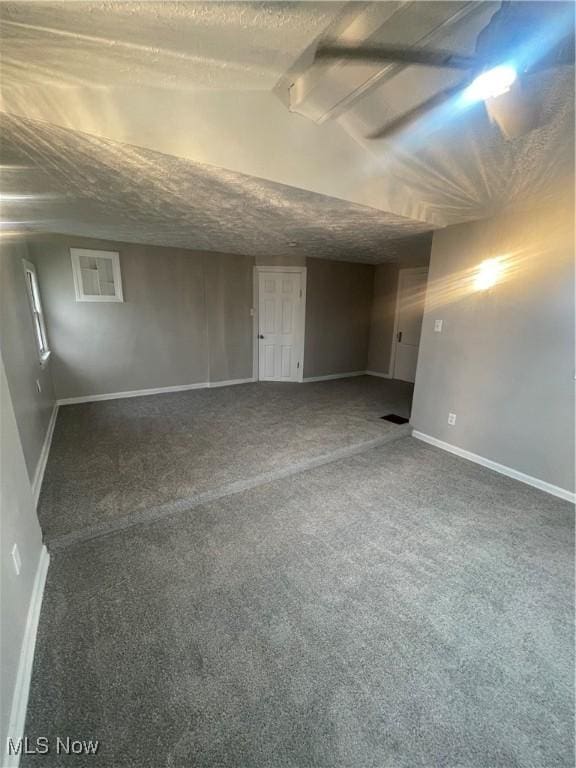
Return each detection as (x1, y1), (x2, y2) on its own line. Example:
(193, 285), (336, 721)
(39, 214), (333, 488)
(434, 319), (443, 333)
(448, 413), (457, 426)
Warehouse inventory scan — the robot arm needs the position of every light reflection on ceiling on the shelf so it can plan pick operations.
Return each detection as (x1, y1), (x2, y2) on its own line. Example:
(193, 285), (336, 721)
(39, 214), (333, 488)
(0, 2), (572, 262)
(0, 1), (347, 90)
(0, 114), (433, 264)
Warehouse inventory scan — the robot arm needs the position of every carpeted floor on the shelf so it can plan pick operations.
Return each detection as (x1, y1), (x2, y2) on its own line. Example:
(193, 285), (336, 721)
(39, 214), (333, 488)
(38, 377), (413, 547)
(24, 437), (574, 768)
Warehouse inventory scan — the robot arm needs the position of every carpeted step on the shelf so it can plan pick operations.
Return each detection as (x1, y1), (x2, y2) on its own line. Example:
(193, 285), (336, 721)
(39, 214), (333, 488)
(46, 425), (412, 551)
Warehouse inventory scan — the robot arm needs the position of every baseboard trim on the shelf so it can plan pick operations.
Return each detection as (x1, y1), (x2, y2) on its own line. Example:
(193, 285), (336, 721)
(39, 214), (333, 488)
(5, 545), (50, 768)
(412, 430), (575, 503)
(56, 378), (257, 406)
(31, 404), (58, 508)
(55, 372), (402, 402)
(55, 371), (402, 403)
(302, 371), (366, 383)
(207, 378), (256, 389)
(365, 370), (392, 379)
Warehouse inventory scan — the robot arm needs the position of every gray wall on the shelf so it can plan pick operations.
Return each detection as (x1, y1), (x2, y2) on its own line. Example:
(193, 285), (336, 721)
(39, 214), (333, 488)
(411, 194), (575, 492)
(30, 236), (255, 399)
(304, 258), (374, 378)
(367, 240), (432, 376)
(0, 238), (56, 480)
(0, 353), (45, 757)
(30, 236), (380, 397)
(204, 251), (254, 382)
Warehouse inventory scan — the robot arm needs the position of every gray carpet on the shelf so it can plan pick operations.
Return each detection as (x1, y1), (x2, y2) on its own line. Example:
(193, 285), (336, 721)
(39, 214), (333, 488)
(24, 437), (574, 767)
(38, 377), (413, 546)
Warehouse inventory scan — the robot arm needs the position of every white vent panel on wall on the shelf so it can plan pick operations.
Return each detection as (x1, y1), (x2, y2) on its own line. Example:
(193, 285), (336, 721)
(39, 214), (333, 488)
(70, 248), (123, 302)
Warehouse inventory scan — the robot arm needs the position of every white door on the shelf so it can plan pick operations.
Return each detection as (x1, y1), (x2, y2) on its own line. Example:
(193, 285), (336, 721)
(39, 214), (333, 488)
(258, 271), (302, 381)
(392, 268), (429, 383)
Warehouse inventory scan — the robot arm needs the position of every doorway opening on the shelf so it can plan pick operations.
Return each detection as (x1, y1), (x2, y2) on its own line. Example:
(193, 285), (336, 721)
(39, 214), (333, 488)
(253, 266), (307, 382)
(390, 267), (429, 384)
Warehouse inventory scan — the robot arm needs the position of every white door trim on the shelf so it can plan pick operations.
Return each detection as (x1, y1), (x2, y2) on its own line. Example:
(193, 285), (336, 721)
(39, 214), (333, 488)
(253, 266), (307, 382)
(389, 267), (429, 380)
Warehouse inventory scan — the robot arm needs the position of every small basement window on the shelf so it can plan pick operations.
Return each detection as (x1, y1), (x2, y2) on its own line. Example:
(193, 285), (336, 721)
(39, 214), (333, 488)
(70, 248), (123, 302)
(23, 259), (51, 365)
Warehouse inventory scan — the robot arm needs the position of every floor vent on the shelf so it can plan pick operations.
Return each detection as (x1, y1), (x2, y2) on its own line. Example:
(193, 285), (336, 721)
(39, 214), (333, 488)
(381, 414), (409, 424)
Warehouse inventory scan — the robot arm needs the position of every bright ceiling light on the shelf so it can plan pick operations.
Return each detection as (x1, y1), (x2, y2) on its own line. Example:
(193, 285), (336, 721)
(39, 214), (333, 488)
(464, 65), (517, 103)
(474, 258), (504, 291)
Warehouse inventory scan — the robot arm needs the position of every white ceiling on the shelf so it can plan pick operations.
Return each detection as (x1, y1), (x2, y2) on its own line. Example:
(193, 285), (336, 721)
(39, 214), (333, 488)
(0, 1), (347, 89)
(0, 113), (433, 263)
(283, 1), (498, 123)
(0, 1), (573, 260)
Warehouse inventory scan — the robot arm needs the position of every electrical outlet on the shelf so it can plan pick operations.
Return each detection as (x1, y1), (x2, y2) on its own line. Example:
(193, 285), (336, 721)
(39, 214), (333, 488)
(35, 379), (42, 393)
(11, 543), (22, 576)
(448, 413), (457, 426)
(434, 319), (443, 333)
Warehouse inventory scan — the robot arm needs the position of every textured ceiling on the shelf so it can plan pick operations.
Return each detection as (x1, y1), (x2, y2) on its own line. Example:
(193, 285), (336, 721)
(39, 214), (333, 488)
(0, 2), (572, 263)
(0, 114), (433, 264)
(0, 1), (347, 89)
(353, 63), (575, 225)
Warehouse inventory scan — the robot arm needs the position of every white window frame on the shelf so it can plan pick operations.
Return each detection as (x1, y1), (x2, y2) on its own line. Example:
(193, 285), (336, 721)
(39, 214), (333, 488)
(70, 248), (124, 302)
(22, 259), (51, 367)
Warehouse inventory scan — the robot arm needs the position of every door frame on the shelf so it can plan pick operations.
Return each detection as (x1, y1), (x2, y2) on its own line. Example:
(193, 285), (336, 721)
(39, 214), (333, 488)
(252, 266), (307, 383)
(389, 267), (429, 379)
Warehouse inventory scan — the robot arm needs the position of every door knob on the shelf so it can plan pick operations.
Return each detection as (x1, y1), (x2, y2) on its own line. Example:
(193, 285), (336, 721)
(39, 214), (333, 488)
(258, 334), (264, 339)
